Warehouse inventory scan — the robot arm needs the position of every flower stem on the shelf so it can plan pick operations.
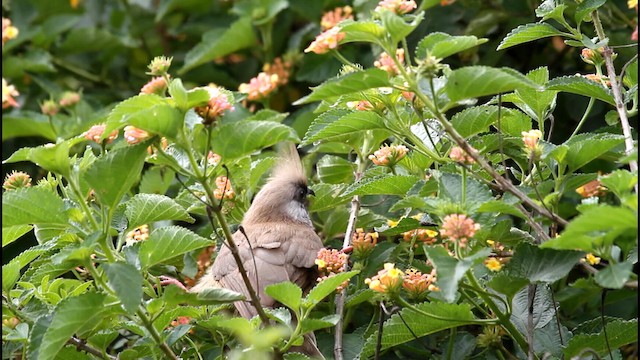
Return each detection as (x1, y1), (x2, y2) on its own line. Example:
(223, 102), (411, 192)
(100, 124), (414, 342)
(568, 97), (595, 140)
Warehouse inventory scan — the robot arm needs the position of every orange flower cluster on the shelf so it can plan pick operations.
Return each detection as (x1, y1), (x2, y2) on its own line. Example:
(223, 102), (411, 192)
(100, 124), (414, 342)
(369, 144), (409, 166)
(321, 6), (353, 30)
(439, 214), (480, 247)
(449, 146), (476, 164)
(263, 57), (292, 87)
(315, 248), (350, 291)
(352, 228), (378, 258)
(124, 126), (151, 145)
(583, 74), (611, 87)
(59, 91), (81, 107)
(84, 124), (119, 144)
(576, 178), (607, 198)
(213, 176), (235, 200)
(207, 152), (222, 167)
(140, 76), (168, 95)
(521, 129), (543, 159)
(184, 245), (216, 288)
(3, 171), (32, 191)
(126, 224), (150, 246)
(365, 263), (404, 294)
(403, 268), (438, 299)
(374, 49), (405, 75)
(402, 228), (439, 245)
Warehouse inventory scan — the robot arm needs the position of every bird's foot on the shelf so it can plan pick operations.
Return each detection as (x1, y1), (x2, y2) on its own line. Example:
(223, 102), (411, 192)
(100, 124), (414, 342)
(157, 275), (188, 291)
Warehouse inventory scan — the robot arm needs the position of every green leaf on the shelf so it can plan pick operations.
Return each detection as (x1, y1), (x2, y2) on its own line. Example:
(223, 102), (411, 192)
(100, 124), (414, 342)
(594, 261), (634, 289)
(564, 319), (638, 358)
(163, 285), (244, 306)
(139, 167), (175, 195)
(344, 174), (420, 196)
(265, 282), (302, 312)
(2, 111), (57, 141)
(83, 143), (148, 209)
(505, 243), (583, 283)
(564, 133), (625, 172)
(546, 75), (615, 105)
(445, 66), (541, 103)
(304, 271), (358, 307)
(600, 170), (637, 199)
(451, 105), (501, 137)
(293, 68), (390, 105)
(210, 121), (299, 161)
(299, 315), (339, 334)
(28, 292), (115, 360)
(497, 23), (566, 50)
(309, 183), (349, 212)
(376, 217), (422, 236)
(301, 110), (388, 146)
(139, 226), (213, 268)
(535, 0), (567, 22)
(360, 302), (477, 358)
(2, 261), (21, 292)
(316, 155), (355, 184)
(540, 205), (637, 251)
(510, 67), (558, 123)
(3, 224), (33, 247)
(2, 187), (68, 227)
(423, 246), (491, 303)
(436, 172), (493, 211)
(487, 273), (528, 300)
(231, 0), (289, 26)
(28, 141), (71, 177)
(102, 262), (143, 314)
(416, 32), (488, 59)
(379, 9), (424, 45)
(180, 17), (257, 74)
(168, 78), (188, 110)
(125, 194), (194, 230)
(476, 200), (527, 219)
(575, 0), (606, 24)
(105, 94), (183, 140)
(340, 20), (385, 45)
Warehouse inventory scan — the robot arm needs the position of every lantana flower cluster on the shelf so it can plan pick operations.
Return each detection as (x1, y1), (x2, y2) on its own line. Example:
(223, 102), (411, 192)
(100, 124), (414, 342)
(521, 129), (543, 159)
(195, 85), (234, 124)
(126, 224), (150, 246)
(304, 26), (346, 55)
(320, 6), (353, 30)
(374, 49), (405, 76)
(213, 176), (235, 200)
(402, 228), (439, 246)
(352, 228), (379, 258)
(439, 213), (480, 248)
(239, 72), (279, 101)
(84, 124), (119, 144)
(2, 78), (19, 109)
(315, 248), (350, 291)
(402, 268), (439, 299)
(576, 178), (607, 198)
(375, 0), (417, 14)
(369, 144), (409, 166)
(3, 171), (32, 191)
(449, 146), (476, 164)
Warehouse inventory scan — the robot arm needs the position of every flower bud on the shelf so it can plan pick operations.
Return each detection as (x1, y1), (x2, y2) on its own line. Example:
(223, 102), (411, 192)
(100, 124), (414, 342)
(3, 171), (32, 190)
(40, 99), (59, 116)
(147, 56), (172, 76)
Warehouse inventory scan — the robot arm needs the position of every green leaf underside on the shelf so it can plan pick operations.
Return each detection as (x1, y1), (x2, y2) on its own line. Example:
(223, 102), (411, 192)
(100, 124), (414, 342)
(3, 224), (34, 247)
(210, 121), (299, 161)
(446, 66), (540, 102)
(564, 319), (638, 358)
(505, 243), (583, 283)
(547, 75), (615, 105)
(103, 262), (143, 314)
(2, 187), (68, 227)
(360, 302), (477, 358)
(301, 110), (388, 146)
(416, 32), (487, 59)
(125, 193), (194, 230)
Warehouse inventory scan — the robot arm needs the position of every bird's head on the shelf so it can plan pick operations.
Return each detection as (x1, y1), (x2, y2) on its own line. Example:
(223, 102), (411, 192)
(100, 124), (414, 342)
(242, 146), (315, 225)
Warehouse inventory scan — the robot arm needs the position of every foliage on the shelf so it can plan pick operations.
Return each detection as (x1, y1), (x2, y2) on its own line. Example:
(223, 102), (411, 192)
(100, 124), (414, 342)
(2, 0), (638, 359)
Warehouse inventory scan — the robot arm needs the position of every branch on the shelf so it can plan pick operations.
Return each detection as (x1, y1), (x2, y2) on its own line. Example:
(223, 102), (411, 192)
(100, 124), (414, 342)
(67, 337), (117, 360)
(592, 10), (638, 194)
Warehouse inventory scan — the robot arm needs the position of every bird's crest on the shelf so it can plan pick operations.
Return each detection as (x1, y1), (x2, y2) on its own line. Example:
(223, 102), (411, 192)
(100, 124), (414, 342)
(268, 142), (307, 187)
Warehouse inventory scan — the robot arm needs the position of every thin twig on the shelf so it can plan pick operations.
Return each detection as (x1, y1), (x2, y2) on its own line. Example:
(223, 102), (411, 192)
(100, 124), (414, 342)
(601, 290), (613, 360)
(374, 302), (386, 360)
(549, 286), (564, 346)
(527, 284), (537, 360)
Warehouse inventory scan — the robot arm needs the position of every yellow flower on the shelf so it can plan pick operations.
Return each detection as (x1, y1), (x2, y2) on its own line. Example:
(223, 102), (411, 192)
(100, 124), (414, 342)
(484, 258), (503, 272)
(315, 259), (327, 269)
(629, 0), (637, 8)
(365, 263), (405, 294)
(582, 253), (601, 265)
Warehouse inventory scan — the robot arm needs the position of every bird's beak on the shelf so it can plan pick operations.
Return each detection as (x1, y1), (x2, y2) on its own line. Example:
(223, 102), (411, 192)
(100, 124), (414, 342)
(307, 188), (315, 197)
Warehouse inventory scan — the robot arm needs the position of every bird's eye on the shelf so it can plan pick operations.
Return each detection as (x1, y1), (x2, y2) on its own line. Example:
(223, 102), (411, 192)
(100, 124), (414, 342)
(298, 187), (306, 198)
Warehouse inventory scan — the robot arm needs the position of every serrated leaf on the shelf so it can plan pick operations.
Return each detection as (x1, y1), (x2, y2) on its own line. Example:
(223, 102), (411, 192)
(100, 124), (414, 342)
(547, 75), (615, 105)
(309, 183), (349, 212)
(28, 292), (116, 360)
(2, 111), (57, 141)
(379, 9), (423, 44)
(497, 23), (566, 50)
(139, 226), (213, 268)
(563, 133), (625, 172)
(293, 68), (390, 105)
(3, 224), (33, 247)
(445, 66), (541, 103)
(301, 110), (388, 146)
(375, 217), (422, 236)
(304, 271), (358, 307)
(436, 172), (493, 211)
(451, 105), (501, 137)
(600, 170), (637, 199)
(487, 273), (528, 300)
(300, 315), (339, 334)
(316, 155), (355, 184)
(163, 284), (244, 306)
(105, 94), (183, 140)
(416, 32), (487, 59)
(594, 261), (634, 289)
(210, 120), (299, 161)
(575, 0), (606, 24)
(103, 262), (143, 314)
(476, 200), (527, 219)
(423, 245), (491, 302)
(125, 194), (194, 230)
(2, 261), (20, 292)
(168, 78), (188, 109)
(2, 187), (68, 227)
(360, 302), (477, 358)
(265, 282), (302, 312)
(505, 243), (583, 283)
(564, 319), (638, 358)
(344, 175), (420, 196)
(83, 143), (148, 208)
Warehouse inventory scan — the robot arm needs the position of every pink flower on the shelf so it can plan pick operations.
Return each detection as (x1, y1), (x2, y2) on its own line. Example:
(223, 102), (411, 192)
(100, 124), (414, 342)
(195, 86), (234, 123)
(304, 27), (346, 55)
(321, 6), (354, 30)
(369, 144), (409, 166)
(59, 91), (81, 107)
(40, 100), (59, 116)
(403, 268), (438, 298)
(207, 151), (222, 166)
(124, 126), (150, 144)
(374, 49), (405, 75)
(84, 124), (119, 144)
(263, 57), (292, 86)
(449, 146), (476, 164)
(347, 100), (374, 111)
(439, 214), (480, 247)
(140, 76), (168, 95)
(2, 78), (19, 109)
(2, 18), (19, 47)
(521, 129), (543, 159)
(375, 0), (417, 15)
(3, 171), (31, 191)
(238, 72), (279, 101)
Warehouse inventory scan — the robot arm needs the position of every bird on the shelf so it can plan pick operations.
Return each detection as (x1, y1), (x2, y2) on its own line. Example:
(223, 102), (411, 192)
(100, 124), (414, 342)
(191, 145), (325, 358)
